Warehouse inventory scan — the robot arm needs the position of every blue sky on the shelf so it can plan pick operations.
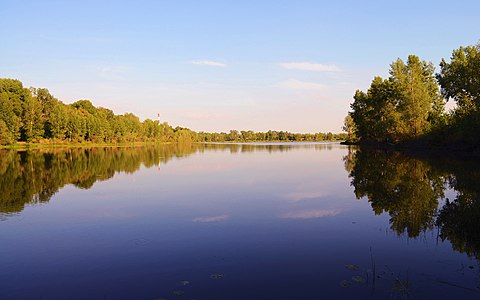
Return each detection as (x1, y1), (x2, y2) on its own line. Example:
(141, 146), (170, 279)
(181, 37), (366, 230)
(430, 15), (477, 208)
(1, 0), (479, 132)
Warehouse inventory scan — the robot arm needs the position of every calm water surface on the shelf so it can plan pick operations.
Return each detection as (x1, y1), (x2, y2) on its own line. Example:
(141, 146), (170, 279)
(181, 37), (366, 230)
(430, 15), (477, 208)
(0, 143), (479, 299)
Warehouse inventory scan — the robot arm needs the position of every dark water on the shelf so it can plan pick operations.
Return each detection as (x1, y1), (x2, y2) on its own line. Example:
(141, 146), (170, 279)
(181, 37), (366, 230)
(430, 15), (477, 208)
(0, 143), (479, 299)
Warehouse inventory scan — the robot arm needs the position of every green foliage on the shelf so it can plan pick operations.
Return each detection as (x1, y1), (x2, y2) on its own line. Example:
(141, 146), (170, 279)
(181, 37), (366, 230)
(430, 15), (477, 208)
(390, 55), (443, 137)
(432, 43), (480, 146)
(342, 114), (357, 143)
(0, 120), (14, 145)
(0, 79), (25, 141)
(349, 42), (480, 147)
(351, 77), (401, 142)
(0, 78), (345, 145)
(21, 94), (44, 142)
(350, 56), (444, 143)
(437, 43), (480, 113)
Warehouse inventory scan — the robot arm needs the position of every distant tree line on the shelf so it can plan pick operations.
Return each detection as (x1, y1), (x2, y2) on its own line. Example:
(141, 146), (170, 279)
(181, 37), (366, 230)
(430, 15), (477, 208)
(0, 78), (346, 145)
(345, 42), (480, 147)
(197, 130), (345, 143)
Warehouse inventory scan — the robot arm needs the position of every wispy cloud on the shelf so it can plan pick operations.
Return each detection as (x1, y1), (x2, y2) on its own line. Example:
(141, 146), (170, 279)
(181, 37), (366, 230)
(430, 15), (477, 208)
(280, 209), (340, 219)
(193, 214), (229, 223)
(191, 60), (226, 67)
(279, 62), (340, 72)
(276, 79), (326, 91)
(96, 65), (129, 80)
(284, 191), (329, 202)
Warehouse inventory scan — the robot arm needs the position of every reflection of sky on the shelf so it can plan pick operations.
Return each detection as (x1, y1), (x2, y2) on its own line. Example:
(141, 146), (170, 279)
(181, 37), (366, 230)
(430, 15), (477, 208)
(110, 143), (355, 223)
(280, 209), (341, 219)
(193, 215), (229, 223)
(0, 144), (476, 300)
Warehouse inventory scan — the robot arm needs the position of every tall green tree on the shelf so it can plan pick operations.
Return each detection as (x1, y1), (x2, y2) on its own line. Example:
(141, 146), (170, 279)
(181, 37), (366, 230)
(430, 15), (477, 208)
(350, 76), (400, 142)
(350, 55), (444, 142)
(21, 94), (44, 142)
(437, 43), (480, 113)
(342, 114), (357, 142)
(0, 79), (26, 141)
(390, 55), (443, 138)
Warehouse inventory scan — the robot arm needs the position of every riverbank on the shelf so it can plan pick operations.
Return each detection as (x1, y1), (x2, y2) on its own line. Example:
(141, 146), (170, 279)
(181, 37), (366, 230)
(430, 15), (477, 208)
(0, 141), (177, 150)
(1, 140), (345, 150)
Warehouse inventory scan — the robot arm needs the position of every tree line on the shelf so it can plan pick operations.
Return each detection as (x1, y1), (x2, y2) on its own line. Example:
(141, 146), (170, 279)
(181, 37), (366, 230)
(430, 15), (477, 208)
(0, 78), (345, 146)
(345, 42), (480, 147)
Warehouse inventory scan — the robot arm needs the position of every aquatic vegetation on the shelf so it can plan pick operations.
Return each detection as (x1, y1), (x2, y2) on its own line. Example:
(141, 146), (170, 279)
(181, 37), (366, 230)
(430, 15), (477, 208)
(340, 280), (351, 287)
(345, 264), (360, 271)
(172, 290), (184, 296)
(351, 275), (366, 283)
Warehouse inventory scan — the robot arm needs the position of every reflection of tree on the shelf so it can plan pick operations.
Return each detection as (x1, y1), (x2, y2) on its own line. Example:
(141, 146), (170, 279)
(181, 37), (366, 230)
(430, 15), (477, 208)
(435, 159), (480, 259)
(346, 149), (444, 237)
(437, 196), (480, 259)
(202, 142), (335, 153)
(0, 143), (334, 215)
(0, 144), (201, 214)
(345, 147), (480, 258)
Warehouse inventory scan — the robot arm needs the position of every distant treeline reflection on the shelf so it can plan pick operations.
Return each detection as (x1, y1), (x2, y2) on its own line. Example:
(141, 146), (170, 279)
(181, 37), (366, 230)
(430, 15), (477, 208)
(345, 147), (480, 258)
(0, 143), (335, 215)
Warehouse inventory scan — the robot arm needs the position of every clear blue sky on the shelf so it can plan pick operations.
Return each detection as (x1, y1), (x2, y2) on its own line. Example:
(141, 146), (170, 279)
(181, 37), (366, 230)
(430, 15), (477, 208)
(1, 0), (479, 132)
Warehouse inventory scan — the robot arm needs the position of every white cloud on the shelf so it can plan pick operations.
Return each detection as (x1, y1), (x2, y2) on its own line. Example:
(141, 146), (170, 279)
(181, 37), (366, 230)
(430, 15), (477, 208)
(284, 191), (329, 202)
(96, 65), (129, 80)
(280, 209), (340, 219)
(191, 60), (226, 67)
(277, 79), (326, 91)
(279, 62), (340, 72)
(193, 214), (229, 223)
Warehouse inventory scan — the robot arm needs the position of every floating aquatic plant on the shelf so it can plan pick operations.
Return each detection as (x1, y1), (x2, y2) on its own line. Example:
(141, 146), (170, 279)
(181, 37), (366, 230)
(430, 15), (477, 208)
(340, 280), (351, 287)
(352, 275), (366, 283)
(345, 264), (360, 271)
(172, 290), (184, 296)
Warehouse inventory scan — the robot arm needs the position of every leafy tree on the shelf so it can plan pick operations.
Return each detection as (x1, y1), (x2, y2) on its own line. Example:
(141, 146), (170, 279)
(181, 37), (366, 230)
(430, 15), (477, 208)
(0, 120), (14, 145)
(349, 55), (444, 142)
(437, 43), (480, 113)
(50, 102), (68, 140)
(21, 94), (44, 142)
(390, 55), (443, 138)
(0, 78), (348, 145)
(350, 77), (400, 142)
(0, 79), (26, 141)
(342, 114), (357, 142)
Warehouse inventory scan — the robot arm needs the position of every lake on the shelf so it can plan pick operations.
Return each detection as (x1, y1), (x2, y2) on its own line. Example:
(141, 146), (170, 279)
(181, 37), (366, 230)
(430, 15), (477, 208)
(0, 143), (479, 299)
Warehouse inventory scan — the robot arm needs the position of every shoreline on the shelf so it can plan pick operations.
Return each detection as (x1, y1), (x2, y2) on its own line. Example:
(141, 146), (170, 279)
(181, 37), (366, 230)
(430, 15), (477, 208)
(1, 140), (345, 150)
(341, 140), (480, 159)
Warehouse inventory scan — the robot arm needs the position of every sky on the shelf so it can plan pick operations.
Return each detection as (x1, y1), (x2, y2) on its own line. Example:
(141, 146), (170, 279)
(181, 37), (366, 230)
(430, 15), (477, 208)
(1, 0), (479, 133)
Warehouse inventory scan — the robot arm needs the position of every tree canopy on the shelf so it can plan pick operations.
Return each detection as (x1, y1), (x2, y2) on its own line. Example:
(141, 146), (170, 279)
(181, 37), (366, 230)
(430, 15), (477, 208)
(347, 42), (480, 147)
(349, 55), (443, 143)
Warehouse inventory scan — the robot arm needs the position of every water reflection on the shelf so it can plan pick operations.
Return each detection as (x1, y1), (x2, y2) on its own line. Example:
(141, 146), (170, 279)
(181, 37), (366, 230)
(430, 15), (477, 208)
(345, 147), (480, 258)
(0, 142), (335, 215)
(0, 144), (197, 215)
